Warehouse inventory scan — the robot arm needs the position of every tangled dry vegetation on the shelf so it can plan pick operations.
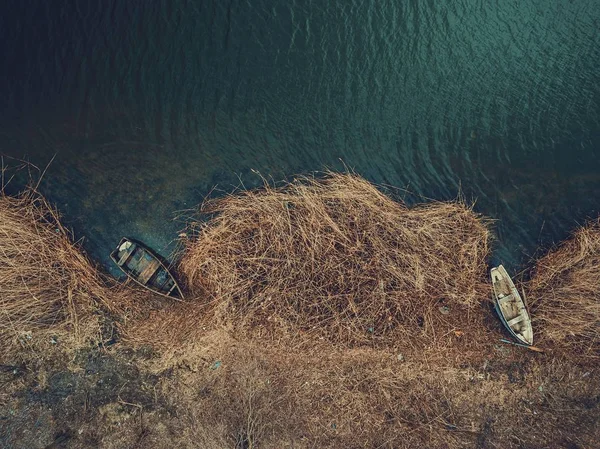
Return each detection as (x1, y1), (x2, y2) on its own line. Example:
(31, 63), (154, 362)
(0, 188), (107, 361)
(156, 331), (599, 449)
(117, 174), (599, 448)
(153, 173), (492, 350)
(2, 175), (600, 448)
(526, 218), (600, 355)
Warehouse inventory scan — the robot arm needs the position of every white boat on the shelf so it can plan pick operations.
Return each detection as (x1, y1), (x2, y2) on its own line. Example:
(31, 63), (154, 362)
(491, 265), (533, 345)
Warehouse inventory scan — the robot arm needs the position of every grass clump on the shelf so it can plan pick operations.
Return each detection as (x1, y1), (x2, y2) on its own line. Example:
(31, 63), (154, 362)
(526, 218), (600, 354)
(177, 172), (491, 347)
(0, 188), (106, 361)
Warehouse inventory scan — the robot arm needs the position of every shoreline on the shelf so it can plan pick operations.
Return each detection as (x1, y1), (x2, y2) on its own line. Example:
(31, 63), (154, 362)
(1, 174), (599, 448)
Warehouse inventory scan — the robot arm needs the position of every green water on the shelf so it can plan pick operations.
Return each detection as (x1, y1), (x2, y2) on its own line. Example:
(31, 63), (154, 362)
(1, 0), (599, 274)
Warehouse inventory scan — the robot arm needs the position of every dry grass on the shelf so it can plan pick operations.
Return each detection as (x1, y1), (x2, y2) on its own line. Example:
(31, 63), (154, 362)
(154, 330), (600, 449)
(1, 173), (599, 449)
(526, 218), (600, 354)
(118, 173), (523, 448)
(0, 188), (107, 361)
(119, 173), (600, 448)
(161, 173), (491, 349)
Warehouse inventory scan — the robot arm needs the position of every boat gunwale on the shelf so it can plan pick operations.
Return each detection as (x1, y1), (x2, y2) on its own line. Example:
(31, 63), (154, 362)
(110, 237), (184, 300)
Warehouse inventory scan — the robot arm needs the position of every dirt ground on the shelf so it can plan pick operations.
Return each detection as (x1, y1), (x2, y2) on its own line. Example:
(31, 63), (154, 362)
(1, 318), (599, 449)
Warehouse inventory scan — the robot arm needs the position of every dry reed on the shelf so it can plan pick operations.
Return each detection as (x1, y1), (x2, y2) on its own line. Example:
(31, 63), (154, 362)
(2, 174), (599, 449)
(155, 330), (600, 449)
(526, 218), (600, 353)
(0, 188), (106, 360)
(174, 172), (491, 347)
(119, 173), (528, 447)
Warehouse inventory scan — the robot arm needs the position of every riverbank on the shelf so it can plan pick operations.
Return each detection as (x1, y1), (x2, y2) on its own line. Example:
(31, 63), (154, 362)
(0, 188), (103, 362)
(1, 174), (599, 448)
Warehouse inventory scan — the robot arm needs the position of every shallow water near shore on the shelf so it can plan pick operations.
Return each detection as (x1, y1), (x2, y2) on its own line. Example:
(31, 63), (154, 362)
(1, 0), (599, 274)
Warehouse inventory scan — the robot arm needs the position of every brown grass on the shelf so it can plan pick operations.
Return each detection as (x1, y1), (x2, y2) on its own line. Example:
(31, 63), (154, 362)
(1, 174), (599, 449)
(118, 173), (521, 448)
(155, 330), (600, 449)
(526, 218), (600, 354)
(0, 188), (107, 361)
(119, 173), (600, 448)
(163, 173), (492, 349)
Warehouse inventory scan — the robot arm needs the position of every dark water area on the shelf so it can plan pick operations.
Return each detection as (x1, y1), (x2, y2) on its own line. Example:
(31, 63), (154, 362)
(1, 0), (599, 276)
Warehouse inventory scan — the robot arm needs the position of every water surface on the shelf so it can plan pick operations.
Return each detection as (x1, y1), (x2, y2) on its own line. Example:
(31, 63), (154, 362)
(1, 0), (599, 274)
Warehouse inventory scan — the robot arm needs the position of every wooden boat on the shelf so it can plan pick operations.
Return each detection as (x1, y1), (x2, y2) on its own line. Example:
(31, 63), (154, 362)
(110, 237), (184, 299)
(491, 265), (532, 345)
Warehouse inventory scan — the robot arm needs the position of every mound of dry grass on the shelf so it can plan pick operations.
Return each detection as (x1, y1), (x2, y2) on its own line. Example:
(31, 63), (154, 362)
(173, 173), (490, 347)
(0, 189), (107, 361)
(526, 218), (600, 354)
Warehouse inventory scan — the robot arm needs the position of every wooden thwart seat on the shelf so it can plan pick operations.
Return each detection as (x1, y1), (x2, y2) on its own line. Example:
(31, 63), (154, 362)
(507, 315), (525, 327)
(166, 282), (178, 295)
(138, 259), (161, 285)
(117, 248), (134, 266)
(497, 293), (514, 305)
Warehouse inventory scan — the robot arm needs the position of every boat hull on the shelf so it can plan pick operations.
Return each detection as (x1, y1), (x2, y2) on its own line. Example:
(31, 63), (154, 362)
(491, 265), (533, 345)
(110, 237), (184, 299)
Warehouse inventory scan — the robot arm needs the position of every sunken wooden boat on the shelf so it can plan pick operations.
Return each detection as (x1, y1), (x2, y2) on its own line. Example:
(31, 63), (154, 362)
(491, 265), (533, 345)
(110, 237), (184, 299)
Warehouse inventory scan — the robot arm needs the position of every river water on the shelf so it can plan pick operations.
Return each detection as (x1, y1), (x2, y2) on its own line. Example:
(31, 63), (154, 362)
(1, 0), (599, 275)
